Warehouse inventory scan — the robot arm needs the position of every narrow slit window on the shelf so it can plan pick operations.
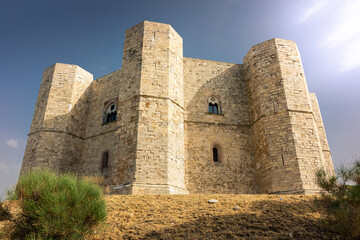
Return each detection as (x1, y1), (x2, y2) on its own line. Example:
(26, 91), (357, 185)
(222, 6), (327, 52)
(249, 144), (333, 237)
(101, 151), (109, 172)
(213, 147), (219, 162)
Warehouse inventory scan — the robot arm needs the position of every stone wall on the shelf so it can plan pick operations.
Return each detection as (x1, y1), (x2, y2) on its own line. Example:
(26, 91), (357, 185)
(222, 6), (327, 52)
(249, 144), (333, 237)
(185, 123), (255, 193)
(309, 93), (335, 175)
(183, 58), (249, 125)
(80, 69), (121, 185)
(22, 65), (55, 173)
(244, 39), (328, 194)
(183, 58), (255, 193)
(131, 21), (187, 194)
(21, 64), (93, 174)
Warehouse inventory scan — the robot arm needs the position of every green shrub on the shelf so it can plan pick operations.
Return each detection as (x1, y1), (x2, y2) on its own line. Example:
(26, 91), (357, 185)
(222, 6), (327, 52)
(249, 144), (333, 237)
(5, 186), (19, 201)
(0, 201), (11, 221)
(12, 170), (107, 239)
(315, 161), (360, 238)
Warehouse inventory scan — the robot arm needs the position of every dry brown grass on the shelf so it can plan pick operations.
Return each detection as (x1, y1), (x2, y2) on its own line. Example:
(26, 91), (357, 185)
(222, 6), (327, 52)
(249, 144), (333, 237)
(0, 200), (21, 239)
(91, 194), (342, 239)
(1, 195), (345, 239)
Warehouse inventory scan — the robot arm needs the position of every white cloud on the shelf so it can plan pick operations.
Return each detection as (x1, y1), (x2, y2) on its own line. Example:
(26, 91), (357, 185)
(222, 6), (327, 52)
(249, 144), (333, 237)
(340, 36), (360, 72)
(5, 139), (19, 149)
(299, 0), (330, 24)
(321, 1), (360, 49)
(300, 0), (360, 72)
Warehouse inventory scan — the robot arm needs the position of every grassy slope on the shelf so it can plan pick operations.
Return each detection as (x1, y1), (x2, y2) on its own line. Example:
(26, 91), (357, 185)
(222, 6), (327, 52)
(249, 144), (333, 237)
(92, 194), (341, 239)
(1, 194), (342, 239)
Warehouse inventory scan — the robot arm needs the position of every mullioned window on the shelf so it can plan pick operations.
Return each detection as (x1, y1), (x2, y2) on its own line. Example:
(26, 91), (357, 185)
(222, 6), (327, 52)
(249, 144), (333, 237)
(208, 96), (221, 114)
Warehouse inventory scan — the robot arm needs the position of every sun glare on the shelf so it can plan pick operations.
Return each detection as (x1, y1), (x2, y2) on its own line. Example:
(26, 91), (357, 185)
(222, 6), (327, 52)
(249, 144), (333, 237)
(300, 0), (360, 72)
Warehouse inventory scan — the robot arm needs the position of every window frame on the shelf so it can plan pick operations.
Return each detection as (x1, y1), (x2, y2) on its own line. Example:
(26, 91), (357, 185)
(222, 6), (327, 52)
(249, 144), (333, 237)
(211, 143), (223, 163)
(207, 96), (222, 114)
(102, 99), (118, 125)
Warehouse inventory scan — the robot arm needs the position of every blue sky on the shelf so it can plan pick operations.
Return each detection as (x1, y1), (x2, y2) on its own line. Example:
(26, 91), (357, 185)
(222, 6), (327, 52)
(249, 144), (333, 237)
(1, 0), (359, 197)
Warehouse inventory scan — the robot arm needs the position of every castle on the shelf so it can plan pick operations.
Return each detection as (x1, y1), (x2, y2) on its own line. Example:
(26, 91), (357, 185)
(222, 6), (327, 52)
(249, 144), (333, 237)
(21, 21), (335, 195)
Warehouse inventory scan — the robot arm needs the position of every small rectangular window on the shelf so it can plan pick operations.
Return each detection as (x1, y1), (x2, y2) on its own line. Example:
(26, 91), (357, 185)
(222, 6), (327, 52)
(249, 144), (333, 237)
(213, 148), (218, 162)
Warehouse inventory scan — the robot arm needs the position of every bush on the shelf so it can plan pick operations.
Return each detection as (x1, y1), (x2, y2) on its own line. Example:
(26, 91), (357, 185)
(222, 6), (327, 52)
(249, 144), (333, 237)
(12, 170), (107, 239)
(5, 186), (19, 201)
(315, 161), (360, 238)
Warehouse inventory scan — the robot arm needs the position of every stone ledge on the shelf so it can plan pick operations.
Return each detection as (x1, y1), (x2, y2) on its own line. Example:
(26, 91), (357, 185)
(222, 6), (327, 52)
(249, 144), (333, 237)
(111, 183), (189, 195)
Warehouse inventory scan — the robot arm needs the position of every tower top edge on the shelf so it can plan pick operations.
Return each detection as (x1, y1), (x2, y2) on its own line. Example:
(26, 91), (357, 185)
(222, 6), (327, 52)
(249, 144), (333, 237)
(125, 20), (182, 39)
(43, 63), (93, 77)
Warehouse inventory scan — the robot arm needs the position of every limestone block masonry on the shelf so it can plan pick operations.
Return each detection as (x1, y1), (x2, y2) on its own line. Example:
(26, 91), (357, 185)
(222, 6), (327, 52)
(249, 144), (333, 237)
(21, 21), (335, 195)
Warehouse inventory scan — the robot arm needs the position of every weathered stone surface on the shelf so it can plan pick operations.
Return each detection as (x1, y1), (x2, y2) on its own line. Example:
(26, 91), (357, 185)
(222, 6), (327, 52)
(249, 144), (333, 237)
(21, 63), (93, 174)
(21, 21), (335, 195)
(243, 38), (333, 194)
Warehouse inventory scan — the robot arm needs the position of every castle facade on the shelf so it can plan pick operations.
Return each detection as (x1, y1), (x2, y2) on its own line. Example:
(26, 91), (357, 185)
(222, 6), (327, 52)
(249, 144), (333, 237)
(21, 21), (335, 195)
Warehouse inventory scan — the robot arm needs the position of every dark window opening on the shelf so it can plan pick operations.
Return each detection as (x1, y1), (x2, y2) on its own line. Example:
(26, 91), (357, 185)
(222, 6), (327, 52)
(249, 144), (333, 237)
(106, 112), (117, 123)
(213, 147), (219, 162)
(103, 103), (117, 124)
(209, 103), (219, 114)
(101, 151), (109, 172)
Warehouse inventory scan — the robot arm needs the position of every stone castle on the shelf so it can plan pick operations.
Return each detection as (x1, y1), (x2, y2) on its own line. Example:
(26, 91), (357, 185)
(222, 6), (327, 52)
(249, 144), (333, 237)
(21, 21), (335, 195)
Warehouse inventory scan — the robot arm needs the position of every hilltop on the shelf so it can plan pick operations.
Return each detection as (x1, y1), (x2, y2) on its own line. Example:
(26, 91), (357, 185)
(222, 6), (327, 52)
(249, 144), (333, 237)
(1, 194), (342, 239)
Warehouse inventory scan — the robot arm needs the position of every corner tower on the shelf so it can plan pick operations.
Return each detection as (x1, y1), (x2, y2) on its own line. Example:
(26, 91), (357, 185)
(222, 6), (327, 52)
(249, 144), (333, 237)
(244, 38), (333, 194)
(21, 63), (93, 174)
(117, 21), (187, 194)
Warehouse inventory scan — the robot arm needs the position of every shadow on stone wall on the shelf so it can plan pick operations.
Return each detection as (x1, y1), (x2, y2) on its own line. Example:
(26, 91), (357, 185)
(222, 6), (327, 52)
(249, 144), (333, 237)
(23, 82), (95, 177)
(60, 83), (92, 174)
(184, 64), (256, 194)
(185, 64), (248, 124)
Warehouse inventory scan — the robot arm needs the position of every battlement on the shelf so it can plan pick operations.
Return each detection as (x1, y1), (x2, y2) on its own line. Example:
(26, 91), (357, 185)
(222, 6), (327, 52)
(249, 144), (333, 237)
(21, 21), (334, 195)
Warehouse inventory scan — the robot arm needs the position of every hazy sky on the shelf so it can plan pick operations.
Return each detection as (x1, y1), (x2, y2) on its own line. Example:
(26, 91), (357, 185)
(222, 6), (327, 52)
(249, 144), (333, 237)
(1, 0), (359, 197)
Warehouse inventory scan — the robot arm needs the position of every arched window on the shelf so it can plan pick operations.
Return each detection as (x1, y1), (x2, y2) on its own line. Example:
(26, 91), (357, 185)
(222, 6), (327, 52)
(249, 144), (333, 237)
(103, 102), (117, 124)
(213, 147), (219, 162)
(208, 96), (221, 114)
(101, 151), (109, 173)
(212, 143), (222, 163)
